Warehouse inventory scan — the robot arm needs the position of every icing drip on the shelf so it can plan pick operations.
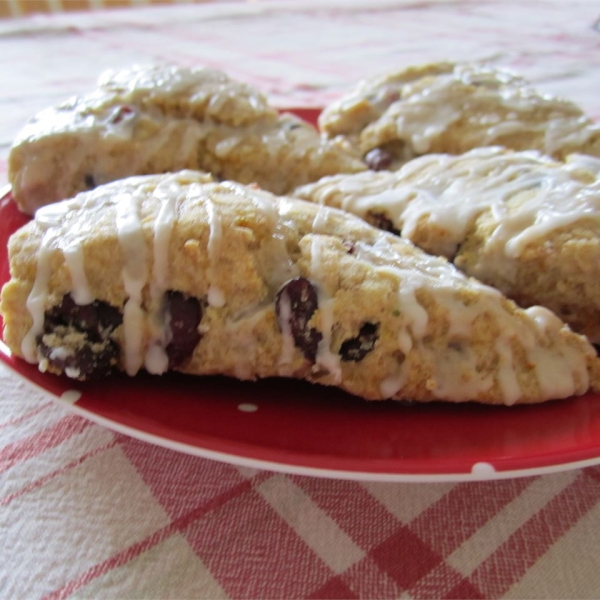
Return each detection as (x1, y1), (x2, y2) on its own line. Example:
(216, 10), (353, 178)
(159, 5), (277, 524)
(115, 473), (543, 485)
(397, 285), (428, 340)
(314, 293), (341, 381)
(206, 199), (225, 308)
(495, 338), (521, 406)
(308, 207), (342, 382)
(62, 244), (94, 305)
(349, 233), (589, 404)
(115, 191), (149, 376)
(302, 147), (600, 262)
(565, 154), (600, 177)
(144, 178), (179, 374)
(379, 371), (408, 399)
(22, 230), (56, 362)
(276, 289), (295, 373)
(330, 63), (595, 159)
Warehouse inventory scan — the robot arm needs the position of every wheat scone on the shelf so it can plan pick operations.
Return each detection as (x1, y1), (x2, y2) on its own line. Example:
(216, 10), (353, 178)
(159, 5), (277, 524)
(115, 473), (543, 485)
(319, 62), (600, 170)
(2, 170), (599, 405)
(8, 64), (365, 215)
(294, 148), (600, 342)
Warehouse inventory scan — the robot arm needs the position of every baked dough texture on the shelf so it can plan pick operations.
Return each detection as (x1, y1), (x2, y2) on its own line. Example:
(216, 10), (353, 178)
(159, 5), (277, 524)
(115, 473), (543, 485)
(8, 64), (365, 214)
(294, 148), (600, 342)
(1, 170), (598, 406)
(319, 62), (600, 169)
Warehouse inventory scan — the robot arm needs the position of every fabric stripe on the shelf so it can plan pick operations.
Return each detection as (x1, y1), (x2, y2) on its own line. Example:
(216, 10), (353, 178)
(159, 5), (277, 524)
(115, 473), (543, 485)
(363, 480), (457, 524)
(406, 561), (484, 600)
(0, 400), (53, 430)
(410, 478), (534, 556)
(447, 470), (578, 576)
(468, 471), (600, 597)
(0, 414), (91, 474)
(503, 499), (600, 598)
(1, 438), (118, 507)
(293, 476), (400, 550)
(1, 424), (115, 501)
(118, 435), (254, 519)
(76, 533), (229, 600)
(341, 555), (405, 599)
(184, 484), (336, 599)
(43, 476), (259, 600)
(257, 474), (365, 574)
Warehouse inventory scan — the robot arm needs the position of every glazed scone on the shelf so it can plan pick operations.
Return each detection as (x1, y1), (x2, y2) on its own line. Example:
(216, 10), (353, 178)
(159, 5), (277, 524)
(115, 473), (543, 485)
(294, 148), (600, 342)
(319, 62), (600, 170)
(1, 170), (598, 406)
(8, 64), (365, 214)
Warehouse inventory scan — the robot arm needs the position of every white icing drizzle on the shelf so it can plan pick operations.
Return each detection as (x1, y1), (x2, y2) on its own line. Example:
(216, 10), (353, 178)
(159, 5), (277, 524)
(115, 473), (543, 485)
(495, 338), (521, 406)
(308, 207), (342, 383)
(276, 290), (295, 373)
(565, 154), (600, 177)
(297, 151), (599, 401)
(35, 201), (71, 227)
(314, 294), (341, 382)
(348, 233), (588, 404)
(17, 172), (594, 404)
(115, 191), (148, 376)
(380, 371), (408, 399)
(397, 285), (428, 340)
(300, 147), (600, 263)
(144, 177), (179, 374)
(22, 230), (56, 362)
(524, 306), (565, 336)
(206, 199), (226, 308)
(62, 244), (93, 305)
(325, 63), (596, 159)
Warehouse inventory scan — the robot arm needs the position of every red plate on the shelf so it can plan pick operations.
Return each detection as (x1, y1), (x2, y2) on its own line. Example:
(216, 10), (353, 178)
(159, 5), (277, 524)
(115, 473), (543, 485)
(3, 111), (600, 481)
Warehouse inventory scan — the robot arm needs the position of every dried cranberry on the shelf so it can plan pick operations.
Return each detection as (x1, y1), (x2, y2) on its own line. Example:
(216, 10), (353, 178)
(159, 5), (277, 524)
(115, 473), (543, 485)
(40, 294), (122, 379)
(109, 105), (136, 124)
(275, 277), (323, 363)
(364, 148), (393, 171)
(342, 240), (356, 254)
(165, 291), (203, 368)
(44, 294), (122, 342)
(365, 211), (400, 236)
(339, 322), (379, 361)
(84, 174), (96, 190)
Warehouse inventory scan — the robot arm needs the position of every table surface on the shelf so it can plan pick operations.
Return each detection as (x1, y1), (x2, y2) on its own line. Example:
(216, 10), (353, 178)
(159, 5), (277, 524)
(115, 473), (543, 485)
(2, 1), (600, 598)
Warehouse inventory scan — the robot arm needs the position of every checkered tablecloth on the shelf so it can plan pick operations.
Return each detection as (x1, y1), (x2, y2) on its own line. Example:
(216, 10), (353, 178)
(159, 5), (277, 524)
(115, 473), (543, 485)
(2, 1), (600, 598)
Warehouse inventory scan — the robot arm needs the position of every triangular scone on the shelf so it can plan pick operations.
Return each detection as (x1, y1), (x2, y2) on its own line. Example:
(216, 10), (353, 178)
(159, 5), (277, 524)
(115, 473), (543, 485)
(319, 62), (600, 170)
(294, 148), (600, 342)
(1, 171), (598, 405)
(8, 64), (365, 214)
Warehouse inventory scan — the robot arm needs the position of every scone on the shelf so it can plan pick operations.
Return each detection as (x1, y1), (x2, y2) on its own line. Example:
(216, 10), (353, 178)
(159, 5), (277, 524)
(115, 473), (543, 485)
(8, 64), (365, 214)
(294, 148), (600, 342)
(319, 62), (600, 170)
(1, 170), (598, 406)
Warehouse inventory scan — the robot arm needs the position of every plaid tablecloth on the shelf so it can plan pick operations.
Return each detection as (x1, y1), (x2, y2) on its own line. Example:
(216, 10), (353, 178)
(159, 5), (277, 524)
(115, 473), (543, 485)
(2, 1), (600, 598)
